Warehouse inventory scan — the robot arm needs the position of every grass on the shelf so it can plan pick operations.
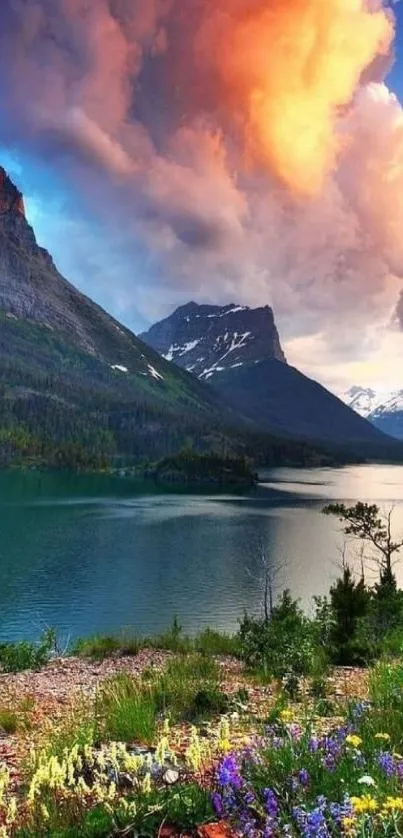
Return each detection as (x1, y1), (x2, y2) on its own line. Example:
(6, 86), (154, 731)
(0, 708), (18, 734)
(151, 653), (228, 722)
(95, 674), (158, 744)
(95, 653), (229, 744)
(40, 704), (96, 759)
(72, 623), (240, 661)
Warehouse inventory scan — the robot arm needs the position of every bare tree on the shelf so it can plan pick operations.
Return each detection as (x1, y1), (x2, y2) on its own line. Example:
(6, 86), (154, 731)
(246, 540), (286, 623)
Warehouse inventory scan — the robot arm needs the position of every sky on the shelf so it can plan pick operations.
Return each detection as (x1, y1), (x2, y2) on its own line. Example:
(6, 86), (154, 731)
(1, 0), (403, 395)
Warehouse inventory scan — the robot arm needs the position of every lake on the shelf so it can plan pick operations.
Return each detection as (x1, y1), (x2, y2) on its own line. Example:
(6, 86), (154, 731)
(0, 465), (403, 642)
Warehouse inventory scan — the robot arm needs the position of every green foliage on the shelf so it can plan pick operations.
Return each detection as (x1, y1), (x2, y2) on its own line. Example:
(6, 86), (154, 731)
(155, 450), (256, 485)
(239, 591), (319, 680)
(0, 628), (55, 673)
(0, 708), (18, 734)
(194, 627), (240, 657)
(151, 654), (226, 722)
(95, 675), (157, 745)
(328, 565), (371, 665)
(72, 635), (123, 661)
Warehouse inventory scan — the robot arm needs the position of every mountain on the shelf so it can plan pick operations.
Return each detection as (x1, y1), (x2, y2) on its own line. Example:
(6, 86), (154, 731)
(0, 167), (351, 470)
(142, 301), (286, 378)
(141, 303), (399, 452)
(340, 386), (403, 440)
(0, 168), (250, 466)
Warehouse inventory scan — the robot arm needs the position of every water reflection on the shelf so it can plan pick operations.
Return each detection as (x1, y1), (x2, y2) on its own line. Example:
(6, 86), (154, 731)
(0, 466), (402, 640)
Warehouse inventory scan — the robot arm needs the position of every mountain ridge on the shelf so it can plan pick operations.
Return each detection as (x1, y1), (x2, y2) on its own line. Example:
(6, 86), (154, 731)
(0, 167), (356, 469)
(340, 386), (403, 440)
(141, 302), (399, 452)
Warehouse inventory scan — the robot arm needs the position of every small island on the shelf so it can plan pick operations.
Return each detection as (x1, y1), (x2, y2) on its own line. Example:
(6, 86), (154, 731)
(151, 451), (258, 488)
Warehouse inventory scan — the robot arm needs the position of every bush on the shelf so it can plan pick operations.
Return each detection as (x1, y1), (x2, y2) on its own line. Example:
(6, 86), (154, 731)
(151, 654), (225, 722)
(239, 591), (318, 680)
(0, 628), (55, 672)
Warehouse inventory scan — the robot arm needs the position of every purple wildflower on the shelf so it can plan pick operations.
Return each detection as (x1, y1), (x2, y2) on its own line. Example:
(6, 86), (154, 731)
(299, 769), (310, 787)
(378, 751), (395, 777)
(217, 754), (243, 790)
(263, 788), (279, 819)
(212, 793), (225, 817)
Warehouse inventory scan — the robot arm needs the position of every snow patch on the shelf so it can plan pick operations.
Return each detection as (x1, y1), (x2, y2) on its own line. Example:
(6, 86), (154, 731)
(147, 364), (164, 381)
(164, 339), (200, 361)
(111, 364), (128, 373)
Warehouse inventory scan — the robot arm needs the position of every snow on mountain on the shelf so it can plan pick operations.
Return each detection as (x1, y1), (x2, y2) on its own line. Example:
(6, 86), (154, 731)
(140, 303), (397, 448)
(140, 302), (286, 381)
(340, 386), (403, 439)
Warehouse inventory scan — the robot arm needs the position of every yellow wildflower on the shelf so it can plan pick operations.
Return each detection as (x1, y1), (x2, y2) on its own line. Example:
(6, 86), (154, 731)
(374, 733), (391, 742)
(40, 804), (50, 822)
(345, 735), (362, 749)
(280, 709), (293, 724)
(342, 816), (357, 836)
(383, 796), (403, 812)
(351, 795), (378, 814)
(6, 797), (17, 824)
(142, 773), (152, 794)
(218, 718), (231, 753)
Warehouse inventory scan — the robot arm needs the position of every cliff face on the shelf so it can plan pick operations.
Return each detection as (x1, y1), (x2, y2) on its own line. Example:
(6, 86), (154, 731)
(141, 301), (398, 449)
(0, 169), (238, 454)
(0, 167), (25, 217)
(140, 302), (286, 379)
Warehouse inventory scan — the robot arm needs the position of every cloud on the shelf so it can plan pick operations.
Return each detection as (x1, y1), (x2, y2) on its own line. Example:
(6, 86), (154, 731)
(396, 291), (403, 329)
(0, 0), (402, 390)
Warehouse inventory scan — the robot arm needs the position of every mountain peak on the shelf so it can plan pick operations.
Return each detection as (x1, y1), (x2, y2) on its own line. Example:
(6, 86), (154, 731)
(0, 167), (26, 218)
(140, 300), (286, 378)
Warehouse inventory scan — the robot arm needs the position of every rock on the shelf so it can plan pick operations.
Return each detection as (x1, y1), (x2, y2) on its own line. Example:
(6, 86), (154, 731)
(198, 823), (235, 838)
(163, 768), (179, 785)
(118, 771), (134, 790)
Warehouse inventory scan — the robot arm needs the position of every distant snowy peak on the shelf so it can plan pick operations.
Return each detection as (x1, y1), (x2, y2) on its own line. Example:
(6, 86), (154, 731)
(340, 386), (403, 440)
(340, 386), (379, 418)
(140, 302), (286, 380)
(341, 386), (403, 417)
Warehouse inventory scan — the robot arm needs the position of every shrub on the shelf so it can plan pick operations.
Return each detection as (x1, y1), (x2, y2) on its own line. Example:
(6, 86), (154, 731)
(0, 628), (55, 672)
(239, 591), (318, 680)
(194, 628), (240, 657)
(151, 654), (224, 722)
(0, 708), (18, 734)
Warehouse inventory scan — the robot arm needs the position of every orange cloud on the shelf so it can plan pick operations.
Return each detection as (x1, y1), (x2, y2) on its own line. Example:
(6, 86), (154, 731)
(202, 0), (394, 195)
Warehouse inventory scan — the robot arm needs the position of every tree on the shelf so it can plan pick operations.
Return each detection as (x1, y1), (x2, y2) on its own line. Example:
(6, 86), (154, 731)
(323, 502), (403, 588)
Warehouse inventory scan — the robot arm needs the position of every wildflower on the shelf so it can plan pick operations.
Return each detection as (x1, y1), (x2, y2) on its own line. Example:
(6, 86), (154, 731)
(218, 754), (242, 790)
(263, 788), (279, 818)
(212, 792), (225, 817)
(350, 795), (378, 814)
(351, 700), (371, 719)
(382, 796), (403, 812)
(357, 775), (376, 786)
(299, 769), (310, 787)
(374, 732), (391, 742)
(345, 735), (362, 749)
(341, 817), (356, 835)
(378, 751), (396, 777)
(142, 773), (152, 794)
(280, 709), (293, 724)
(218, 717), (231, 753)
(40, 804), (50, 822)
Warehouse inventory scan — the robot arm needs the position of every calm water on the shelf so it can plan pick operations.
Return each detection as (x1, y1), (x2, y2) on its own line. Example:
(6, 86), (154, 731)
(0, 465), (402, 642)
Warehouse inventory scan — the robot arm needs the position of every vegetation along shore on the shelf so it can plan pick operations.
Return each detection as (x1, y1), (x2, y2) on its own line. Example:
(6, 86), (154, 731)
(0, 503), (402, 835)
